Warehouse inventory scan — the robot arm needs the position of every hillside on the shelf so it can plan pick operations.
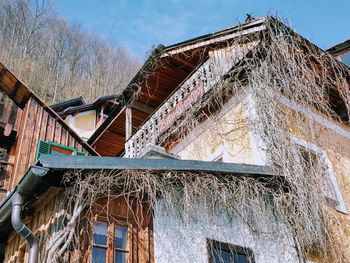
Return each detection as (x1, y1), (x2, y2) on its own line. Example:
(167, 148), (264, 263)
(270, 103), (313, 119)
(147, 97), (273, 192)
(0, 0), (140, 104)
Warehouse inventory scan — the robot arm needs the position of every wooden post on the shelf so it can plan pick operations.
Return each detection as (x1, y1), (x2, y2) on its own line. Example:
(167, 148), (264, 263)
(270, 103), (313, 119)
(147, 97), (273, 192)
(126, 107), (132, 141)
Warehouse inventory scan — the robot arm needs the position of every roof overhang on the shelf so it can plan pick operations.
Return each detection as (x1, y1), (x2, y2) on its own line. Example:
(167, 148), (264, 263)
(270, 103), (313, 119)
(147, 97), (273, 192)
(89, 18), (268, 156)
(0, 154), (278, 242)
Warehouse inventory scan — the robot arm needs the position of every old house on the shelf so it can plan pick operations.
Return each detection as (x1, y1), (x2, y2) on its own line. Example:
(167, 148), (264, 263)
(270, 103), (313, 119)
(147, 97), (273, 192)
(0, 16), (349, 263)
(51, 96), (120, 141)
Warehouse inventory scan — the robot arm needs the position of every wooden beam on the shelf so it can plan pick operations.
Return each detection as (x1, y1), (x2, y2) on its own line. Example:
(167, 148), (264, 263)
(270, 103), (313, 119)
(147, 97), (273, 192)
(0, 68), (6, 82)
(131, 101), (155, 115)
(125, 107), (132, 140)
(9, 81), (21, 99)
(171, 55), (196, 68)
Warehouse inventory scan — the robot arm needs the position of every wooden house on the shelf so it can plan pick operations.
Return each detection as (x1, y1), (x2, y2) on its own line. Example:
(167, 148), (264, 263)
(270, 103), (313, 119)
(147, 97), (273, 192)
(0, 16), (349, 263)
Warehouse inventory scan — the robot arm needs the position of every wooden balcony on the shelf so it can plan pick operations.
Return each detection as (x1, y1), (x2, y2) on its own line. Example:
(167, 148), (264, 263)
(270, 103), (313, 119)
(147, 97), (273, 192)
(125, 42), (257, 158)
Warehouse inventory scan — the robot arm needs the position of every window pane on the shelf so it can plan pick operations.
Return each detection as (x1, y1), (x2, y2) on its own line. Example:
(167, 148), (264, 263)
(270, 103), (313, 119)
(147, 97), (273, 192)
(93, 221), (108, 245)
(235, 253), (249, 263)
(92, 247), (106, 263)
(114, 252), (127, 263)
(115, 225), (128, 249)
(213, 249), (231, 263)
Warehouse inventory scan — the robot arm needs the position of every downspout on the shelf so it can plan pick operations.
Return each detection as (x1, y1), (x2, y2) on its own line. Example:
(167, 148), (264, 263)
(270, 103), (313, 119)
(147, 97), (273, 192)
(11, 192), (39, 263)
(0, 166), (48, 262)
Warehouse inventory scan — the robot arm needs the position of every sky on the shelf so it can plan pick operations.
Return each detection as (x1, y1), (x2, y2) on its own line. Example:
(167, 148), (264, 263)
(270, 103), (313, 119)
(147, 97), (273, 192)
(56, 0), (350, 60)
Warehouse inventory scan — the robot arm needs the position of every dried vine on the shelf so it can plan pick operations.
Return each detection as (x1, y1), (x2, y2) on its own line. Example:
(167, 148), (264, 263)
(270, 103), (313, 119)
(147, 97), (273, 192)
(42, 17), (350, 263)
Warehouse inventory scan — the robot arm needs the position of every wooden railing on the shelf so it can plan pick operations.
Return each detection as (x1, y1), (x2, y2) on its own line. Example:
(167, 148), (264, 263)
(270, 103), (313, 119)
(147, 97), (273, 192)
(125, 44), (256, 158)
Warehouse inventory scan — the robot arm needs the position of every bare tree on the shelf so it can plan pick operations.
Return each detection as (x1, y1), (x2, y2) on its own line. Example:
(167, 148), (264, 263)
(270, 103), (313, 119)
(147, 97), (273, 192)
(0, 0), (140, 103)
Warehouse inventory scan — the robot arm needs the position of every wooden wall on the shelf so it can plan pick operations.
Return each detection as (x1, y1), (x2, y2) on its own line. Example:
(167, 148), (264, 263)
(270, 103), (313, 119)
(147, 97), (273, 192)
(88, 197), (154, 263)
(4, 191), (154, 263)
(7, 96), (91, 190)
(4, 188), (65, 263)
(0, 95), (95, 191)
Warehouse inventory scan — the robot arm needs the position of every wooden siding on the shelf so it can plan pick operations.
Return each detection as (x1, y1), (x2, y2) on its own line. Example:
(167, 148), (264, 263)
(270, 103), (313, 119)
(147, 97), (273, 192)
(0, 62), (98, 191)
(4, 188), (65, 263)
(4, 97), (91, 190)
(4, 191), (154, 263)
(0, 90), (22, 136)
(88, 197), (154, 263)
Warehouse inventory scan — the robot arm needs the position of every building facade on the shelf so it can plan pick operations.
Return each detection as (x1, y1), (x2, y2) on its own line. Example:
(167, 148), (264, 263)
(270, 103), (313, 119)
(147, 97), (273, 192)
(0, 16), (349, 263)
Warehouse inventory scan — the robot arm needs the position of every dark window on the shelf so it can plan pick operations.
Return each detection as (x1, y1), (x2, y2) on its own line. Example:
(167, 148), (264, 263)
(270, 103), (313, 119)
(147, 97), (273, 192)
(208, 239), (255, 263)
(92, 221), (129, 263)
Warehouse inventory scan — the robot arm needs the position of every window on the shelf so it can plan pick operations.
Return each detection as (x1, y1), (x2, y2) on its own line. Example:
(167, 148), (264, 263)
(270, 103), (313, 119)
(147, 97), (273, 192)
(92, 220), (129, 263)
(35, 140), (87, 161)
(292, 137), (347, 212)
(208, 240), (255, 263)
(298, 148), (337, 203)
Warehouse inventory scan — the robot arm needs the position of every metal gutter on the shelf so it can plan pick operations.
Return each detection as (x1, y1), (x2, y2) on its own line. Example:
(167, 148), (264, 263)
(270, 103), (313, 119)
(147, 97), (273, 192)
(0, 166), (49, 262)
(0, 166), (49, 236)
(37, 155), (275, 176)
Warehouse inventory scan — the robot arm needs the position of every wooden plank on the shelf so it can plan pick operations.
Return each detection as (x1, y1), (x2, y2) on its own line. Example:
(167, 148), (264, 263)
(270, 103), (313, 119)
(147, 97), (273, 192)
(18, 99), (39, 179)
(131, 101), (155, 115)
(8, 81), (21, 99)
(10, 98), (30, 189)
(46, 116), (55, 142)
(54, 121), (62, 144)
(39, 111), (49, 141)
(61, 128), (69, 146)
(28, 101), (44, 165)
(148, 219), (154, 263)
(138, 223), (148, 263)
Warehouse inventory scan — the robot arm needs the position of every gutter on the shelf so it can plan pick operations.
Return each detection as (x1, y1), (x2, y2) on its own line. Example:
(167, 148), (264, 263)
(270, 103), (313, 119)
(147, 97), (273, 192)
(0, 166), (49, 262)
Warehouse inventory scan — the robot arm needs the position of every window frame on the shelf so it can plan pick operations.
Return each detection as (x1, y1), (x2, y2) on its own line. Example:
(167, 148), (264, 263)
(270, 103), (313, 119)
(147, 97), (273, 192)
(91, 215), (131, 263)
(291, 136), (347, 213)
(207, 239), (255, 263)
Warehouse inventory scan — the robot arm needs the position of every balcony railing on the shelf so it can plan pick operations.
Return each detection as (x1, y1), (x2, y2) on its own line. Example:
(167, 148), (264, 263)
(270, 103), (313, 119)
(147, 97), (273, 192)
(125, 43), (256, 158)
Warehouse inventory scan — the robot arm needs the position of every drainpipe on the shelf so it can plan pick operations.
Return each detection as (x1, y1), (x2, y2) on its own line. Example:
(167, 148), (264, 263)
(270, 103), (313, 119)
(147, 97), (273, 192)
(11, 192), (39, 263)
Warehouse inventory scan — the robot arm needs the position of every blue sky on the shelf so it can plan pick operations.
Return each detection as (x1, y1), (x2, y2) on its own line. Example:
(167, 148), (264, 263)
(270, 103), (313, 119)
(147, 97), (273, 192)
(56, 0), (349, 60)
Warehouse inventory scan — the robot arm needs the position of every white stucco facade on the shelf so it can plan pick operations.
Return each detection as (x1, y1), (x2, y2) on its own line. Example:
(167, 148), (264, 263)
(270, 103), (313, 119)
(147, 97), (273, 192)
(153, 203), (299, 263)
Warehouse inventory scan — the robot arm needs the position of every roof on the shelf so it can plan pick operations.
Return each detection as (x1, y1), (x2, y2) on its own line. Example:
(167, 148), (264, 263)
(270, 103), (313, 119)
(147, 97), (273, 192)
(0, 154), (277, 244)
(327, 39), (350, 56)
(0, 62), (98, 155)
(50, 96), (86, 112)
(89, 16), (350, 157)
(51, 95), (119, 117)
(88, 17), (268, 156)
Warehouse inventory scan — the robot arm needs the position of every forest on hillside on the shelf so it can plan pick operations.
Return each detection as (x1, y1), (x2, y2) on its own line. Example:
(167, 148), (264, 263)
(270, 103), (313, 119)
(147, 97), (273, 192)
(0, 0), (141, 104)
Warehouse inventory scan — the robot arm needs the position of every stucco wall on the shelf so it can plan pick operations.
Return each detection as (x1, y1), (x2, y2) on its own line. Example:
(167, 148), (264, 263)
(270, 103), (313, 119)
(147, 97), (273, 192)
(172, 94), (265, 166)
(153, 203), (298, 263)
(169, 92), (350, 262)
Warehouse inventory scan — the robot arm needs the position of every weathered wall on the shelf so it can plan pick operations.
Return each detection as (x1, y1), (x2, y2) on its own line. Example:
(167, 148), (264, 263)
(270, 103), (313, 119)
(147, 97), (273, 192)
(153, 202), (298, 263)
(170, 91), (350, 262)
(172, 94), (265, 166)
(278, 98), (350, 261)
